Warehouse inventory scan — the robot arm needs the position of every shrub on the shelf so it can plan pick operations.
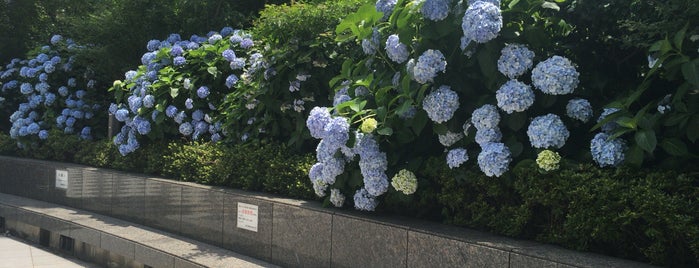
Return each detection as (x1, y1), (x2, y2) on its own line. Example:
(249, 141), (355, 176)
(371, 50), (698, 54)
(0, 35), (103, 146)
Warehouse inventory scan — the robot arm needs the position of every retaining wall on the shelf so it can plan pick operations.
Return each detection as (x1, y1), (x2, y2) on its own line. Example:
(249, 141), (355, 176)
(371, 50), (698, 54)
(0, 156), (654, 268)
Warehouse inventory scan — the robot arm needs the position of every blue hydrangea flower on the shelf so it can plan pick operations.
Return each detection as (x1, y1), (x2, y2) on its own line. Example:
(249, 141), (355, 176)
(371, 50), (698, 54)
(225, 74), (238, 89)
(222, 49), (236, 61)
(531, 56), (579, 95)
(195, 86), (210, 99)
(143, 95), (155, 108)
(477, 142), (512, 177)
(128, 95), (142, 113)
(447, 148), (469, 169)
(38, 73), (48, 82)
(598, 108), (620, 133)
(44, 93), (56, 106)
(43, 63), (56, 73)
(141, 52), (157, 65)
(146, 40), (160, 51)
(220, 27), (234, 36)
(65, 117), (76, 127)
(173, 56), (186, 66)
(67, 78), (77, 87)
(174, 111), (187, 124)
(496, 79), (535, 114)
(527, 114), (570, 149)
(471, 104), (500, 130)
(208, 34), (223, 44)
(185, 98), (194, 110)
(566, 98), (593, 123)
(412, 49), (447, 84)
(385, 34), (409, 63)
(475, 128), (502, 145)
(354, 188), (378, 211)
(115, 109), (129, 122)
(362, 28), (380, 55)
(58, 86), (69, 96)
(497, 44), (534, 79)
(124, 70), (138, 81)
(422, 85), (459, 123)
(71, 110), (84, 119)
(50, 34), (62, 45)
(20, 83), (33, 94)
(462, 1), (502, 43)
(323, 117), (350, 148)
(330, 189), (345, 207)
(590, 133), (627, 167)
(165, 105), (178, 118)
(229, 58), (246, 70)
(421, 0), (450, 21)
(179, 122), (194, 136)
(170, 45), (184, 57)
(376, 0), (397, 21)
(192, 110), (204, 121)
(307, 107), (332, 139)
(38, 130), (49, 140)
(240, 38), (254, 49)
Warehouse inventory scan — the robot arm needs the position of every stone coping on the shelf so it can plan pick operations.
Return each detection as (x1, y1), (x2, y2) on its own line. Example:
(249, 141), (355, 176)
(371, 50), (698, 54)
(0, 155), (656, 267)
(0, 193), (278, 268)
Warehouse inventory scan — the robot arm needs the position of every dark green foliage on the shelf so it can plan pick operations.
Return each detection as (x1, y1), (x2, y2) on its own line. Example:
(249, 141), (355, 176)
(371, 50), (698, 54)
(431, 159), (699, 266)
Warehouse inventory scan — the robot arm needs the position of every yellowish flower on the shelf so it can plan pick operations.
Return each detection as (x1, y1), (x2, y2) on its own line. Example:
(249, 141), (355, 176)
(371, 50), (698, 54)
(360, 118), (378, 133)
(391, 169), (418, 195)
(536, 150), (561, 171)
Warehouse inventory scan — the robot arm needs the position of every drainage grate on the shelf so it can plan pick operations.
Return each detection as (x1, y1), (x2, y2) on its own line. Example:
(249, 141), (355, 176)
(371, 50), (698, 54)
(59, 235), (74, 252)
(39, 228), (50, 247)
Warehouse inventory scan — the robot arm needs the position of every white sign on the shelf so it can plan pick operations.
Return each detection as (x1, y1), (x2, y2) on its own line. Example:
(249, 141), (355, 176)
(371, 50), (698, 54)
(237, 202), (258, 232)
(55, 170), (68, 190)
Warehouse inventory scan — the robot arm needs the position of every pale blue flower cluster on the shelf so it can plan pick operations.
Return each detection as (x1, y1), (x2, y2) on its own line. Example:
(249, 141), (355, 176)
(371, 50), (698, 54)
(385, 34), (409, 63)
(497, 44), (534, 79)
(353, 188), (378, 211)
(306, 107), (353, 196)
(590, 133), (627, 167)
(598, 108), (620, 133)
(330, 189), (345, 207)
(3, 35), (99, 143)
(306, 107), (332, 139)
(421, 0), (450, 21)
(447, 148), (469, 169)
(475, 128), (502, 145)
(566, 98), (593, 122)
(422, 85), (459, 123)
(362, 28), (381, 55)
(496, 80), (534, 114)
(471, 104), (500, 130)
(111, 27), (252, 154)
(462, 1), (502, 43)
(531, 56), (579, 95)
(527, 114), (569, 149)
(355, 133), (389, 197)
(376, 0), (398, 21)
(412, 49), (447, 84)
(477, 142), (511, 177)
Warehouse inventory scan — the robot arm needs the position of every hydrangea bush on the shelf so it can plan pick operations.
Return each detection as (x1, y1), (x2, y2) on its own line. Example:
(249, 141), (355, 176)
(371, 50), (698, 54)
(109, 28), (259, 155)
(306, 0), (615, 210)
(0, 35), (101, 147)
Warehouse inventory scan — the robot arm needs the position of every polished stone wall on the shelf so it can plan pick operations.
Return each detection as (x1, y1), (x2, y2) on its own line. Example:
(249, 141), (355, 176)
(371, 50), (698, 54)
(0, 156), (655, 268)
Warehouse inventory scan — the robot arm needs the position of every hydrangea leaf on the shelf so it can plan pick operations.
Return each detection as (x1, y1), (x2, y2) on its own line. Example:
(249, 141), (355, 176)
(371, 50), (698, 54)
(635, 129), (657, 153)
(687, 115), (699, 143)
(660, 138), (688, 156)
(541, 1), (560, 11)
(681, 61), (699, 86)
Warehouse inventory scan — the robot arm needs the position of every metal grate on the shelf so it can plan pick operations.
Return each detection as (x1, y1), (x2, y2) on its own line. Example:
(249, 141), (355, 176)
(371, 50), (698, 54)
(39, 228), (50, 247)
(59, 235), (74, 252)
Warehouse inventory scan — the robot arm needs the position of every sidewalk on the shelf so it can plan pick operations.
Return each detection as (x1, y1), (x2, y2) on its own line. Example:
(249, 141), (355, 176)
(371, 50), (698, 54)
(0, 235), (98, 268)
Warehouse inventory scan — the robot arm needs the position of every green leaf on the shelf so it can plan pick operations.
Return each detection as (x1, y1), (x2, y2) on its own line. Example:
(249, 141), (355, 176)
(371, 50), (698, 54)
(687, 115), (699, 143)
(507, 0), (521, 9)
(673, 23), (688, 50)
(635, 130), (657, 153)
(617, 116), (637, 129)
(505, 112), (527, 131)
(626, 145), (644, 167)
(207, 66), (218, 78)
(649, 39), (672, 54)
(681, 62), (699, 86)
(541, 1), (560, 11)
(377, 127), (393, 136)
(660, 138), (688, 156)
(349, 100), (367, 112)
(170, 87), (179, 98)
